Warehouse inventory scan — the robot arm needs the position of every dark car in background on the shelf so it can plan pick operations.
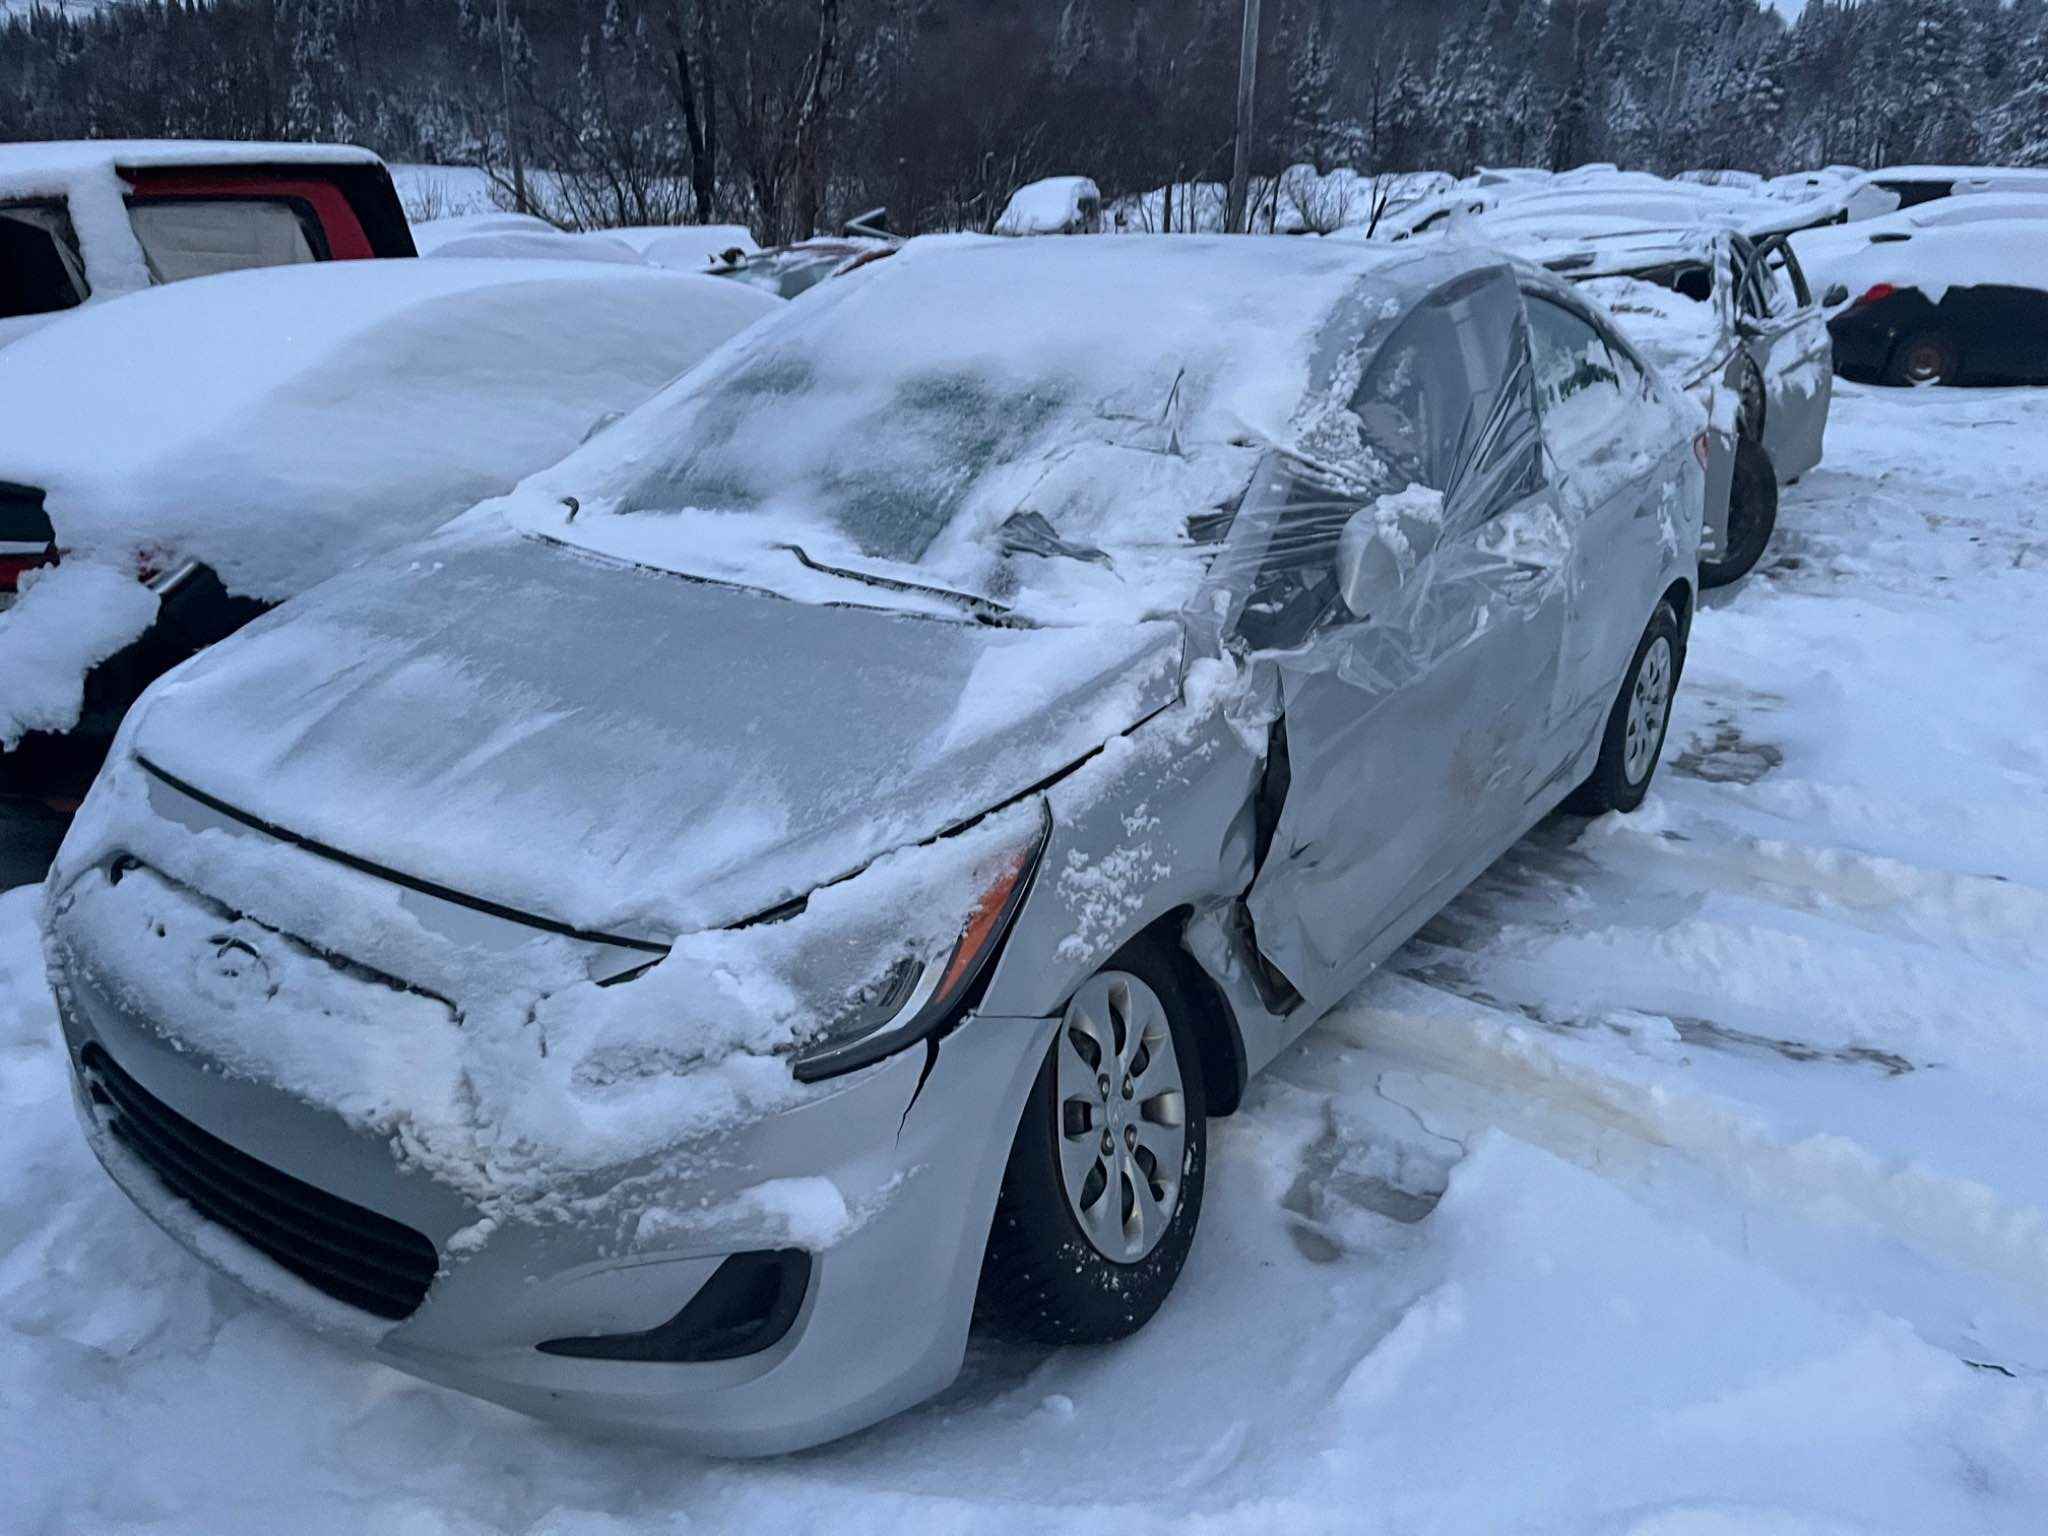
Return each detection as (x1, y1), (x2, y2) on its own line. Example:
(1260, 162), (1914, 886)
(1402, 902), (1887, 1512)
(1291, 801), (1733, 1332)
(1825, 221), (2048, 386)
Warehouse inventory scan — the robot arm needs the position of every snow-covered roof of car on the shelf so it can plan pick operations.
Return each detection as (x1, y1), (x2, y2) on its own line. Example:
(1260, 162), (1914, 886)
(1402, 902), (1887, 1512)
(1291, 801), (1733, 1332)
(506, 232), (1497, 628)
(407, 211), (557, 253)
(1824, 220), (2048, 304)
(0, 249), (779, 621)
(0, 139), (385, 185)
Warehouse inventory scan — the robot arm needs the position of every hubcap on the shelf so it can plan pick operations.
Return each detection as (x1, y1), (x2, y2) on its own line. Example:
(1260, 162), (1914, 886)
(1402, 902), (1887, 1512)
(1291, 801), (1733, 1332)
(1905, 343), (1947, 384)
(1055, 971), (1187, 1263)
(1623, 635), (1673, 786)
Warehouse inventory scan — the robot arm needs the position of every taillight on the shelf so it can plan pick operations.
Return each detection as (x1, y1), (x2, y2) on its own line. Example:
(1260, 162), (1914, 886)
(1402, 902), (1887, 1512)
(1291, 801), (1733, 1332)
(1693, 432), (1712, 471)
(1851, 282), (1897, 310)
(0, 481), (56, 596)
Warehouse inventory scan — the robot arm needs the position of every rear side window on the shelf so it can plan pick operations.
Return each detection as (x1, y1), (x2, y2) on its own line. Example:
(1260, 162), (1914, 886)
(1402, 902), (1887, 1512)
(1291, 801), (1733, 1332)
(1524, 295), (1632, 449)
(1351, 267), (1542, 529)
(126, 199), (320, 283)
(0, 201), (89, 320)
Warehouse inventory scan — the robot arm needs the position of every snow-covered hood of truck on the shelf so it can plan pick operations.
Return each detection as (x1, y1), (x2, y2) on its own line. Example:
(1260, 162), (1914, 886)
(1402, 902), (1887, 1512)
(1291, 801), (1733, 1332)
(116, 528), (1182, 940)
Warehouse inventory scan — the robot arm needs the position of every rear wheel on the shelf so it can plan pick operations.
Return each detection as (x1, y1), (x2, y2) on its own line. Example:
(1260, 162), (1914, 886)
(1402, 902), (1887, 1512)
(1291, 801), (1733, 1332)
(1567, 602), (1682, 817)
(1887, 331), (1960, 387)
(1700, 435), (1778, 589)
(977, 943), (1207, 1345)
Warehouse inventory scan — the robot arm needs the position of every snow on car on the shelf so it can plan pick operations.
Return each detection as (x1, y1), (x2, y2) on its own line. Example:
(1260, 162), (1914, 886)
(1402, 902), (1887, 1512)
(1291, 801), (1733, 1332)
(1824, 220), (2048, 386)
(603, 224), (759, 271)
(0, 257), (781, 787)
(0, 138), (415, 350)
(406, 210), (557, 252)
(1839, 163), (2048, 223)
(994, 176), (1103, 235)
(8, 372), (2048, 1531)
(1794, 192), (2048, 312)
(39, 233), (1703, 1454)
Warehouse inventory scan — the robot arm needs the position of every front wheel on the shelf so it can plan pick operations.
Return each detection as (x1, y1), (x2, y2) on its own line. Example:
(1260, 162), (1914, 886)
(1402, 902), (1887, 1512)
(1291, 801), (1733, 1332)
(1887, 330), (1960, 387)
(1700, 435), (1778, 589)
(1567, 602), (1682, 817)
(976, 944), (1207, 1345)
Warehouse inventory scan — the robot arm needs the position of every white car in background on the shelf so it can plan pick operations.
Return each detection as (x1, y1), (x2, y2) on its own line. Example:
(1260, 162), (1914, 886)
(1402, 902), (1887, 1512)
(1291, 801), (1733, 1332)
(0, 257), (779, 795)
(1839, 165), (2048, 223)
(1793, 192), (2048, 310)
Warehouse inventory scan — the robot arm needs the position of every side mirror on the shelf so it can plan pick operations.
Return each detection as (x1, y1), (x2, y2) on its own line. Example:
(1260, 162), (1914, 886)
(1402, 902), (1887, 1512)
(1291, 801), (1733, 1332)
(1821, 283), (1848, 309)
(1336, 508), (1406, 620)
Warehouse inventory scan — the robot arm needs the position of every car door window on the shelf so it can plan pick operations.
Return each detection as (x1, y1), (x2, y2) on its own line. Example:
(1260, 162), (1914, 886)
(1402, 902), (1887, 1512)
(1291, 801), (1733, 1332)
(0, 201), (89, 320)
(1761, 240), (1811, 311)
(1524, 294), (1632, 454)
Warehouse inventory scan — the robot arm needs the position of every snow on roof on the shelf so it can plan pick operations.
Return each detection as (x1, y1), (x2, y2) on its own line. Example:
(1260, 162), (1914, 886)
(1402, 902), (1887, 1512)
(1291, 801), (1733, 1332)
(604, 224), (758, 265)
(994, 176), (1102, 236)
(508, 232), (1474, 627)
(407, 211), (557, 254)
(1826, 220), (2048, 305)
(0, 256), (780, 602)
(424, 229), (644, 265)
(1858, 164), (2048, 185)
(0, 139), (384, 182)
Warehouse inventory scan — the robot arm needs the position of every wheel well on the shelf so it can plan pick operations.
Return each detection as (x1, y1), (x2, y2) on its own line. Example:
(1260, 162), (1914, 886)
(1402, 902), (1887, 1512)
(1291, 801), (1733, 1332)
(1661, 578), (1695, 666)
(1122, 906), (1246, 1117)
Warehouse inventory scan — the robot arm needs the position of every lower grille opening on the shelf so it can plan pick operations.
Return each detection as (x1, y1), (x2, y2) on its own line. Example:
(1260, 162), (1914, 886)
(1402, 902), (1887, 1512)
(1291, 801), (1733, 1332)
(537, 1249), (811, 1362)
(79, 1042), (440, 1321)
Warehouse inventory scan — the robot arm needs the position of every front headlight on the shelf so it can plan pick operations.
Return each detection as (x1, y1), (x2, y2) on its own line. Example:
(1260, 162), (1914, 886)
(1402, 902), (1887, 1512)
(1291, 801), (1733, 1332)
(791, 805), (1048, 1083)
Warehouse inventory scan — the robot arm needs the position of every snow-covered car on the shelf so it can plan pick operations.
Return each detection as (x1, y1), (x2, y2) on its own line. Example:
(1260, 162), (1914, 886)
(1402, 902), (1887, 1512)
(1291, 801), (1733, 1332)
(408, 211), (558, 253)
(0, 257), (780, 793)
(994, 176), (1104, 235)
(43, 235), (1703, 1454)
(1793, 193), (2048, 310)
(1840, 164), (2048, 223)
(1824, 220), (2048, 386)
(0, 139), (415, 350)
(1534, 226), (1832, 586)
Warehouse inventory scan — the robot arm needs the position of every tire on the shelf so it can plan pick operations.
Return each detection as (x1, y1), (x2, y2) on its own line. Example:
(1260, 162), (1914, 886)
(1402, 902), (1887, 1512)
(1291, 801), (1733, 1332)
(977, 941), (1207, 1345)
(1886, 330), (1960, 387)
(1566, 602), (1683, 817)
(1699, 435), (1778, 589)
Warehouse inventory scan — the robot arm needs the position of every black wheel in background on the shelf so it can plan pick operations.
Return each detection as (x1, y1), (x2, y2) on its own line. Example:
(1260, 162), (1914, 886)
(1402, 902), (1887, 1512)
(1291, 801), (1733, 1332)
(1700, 435), (1779, 590)
(1887, 330), (1961, 386)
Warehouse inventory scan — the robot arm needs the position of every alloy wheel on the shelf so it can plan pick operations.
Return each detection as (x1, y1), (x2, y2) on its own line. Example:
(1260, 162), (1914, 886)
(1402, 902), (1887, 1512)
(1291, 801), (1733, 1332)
(1623, 635), (1674, 786)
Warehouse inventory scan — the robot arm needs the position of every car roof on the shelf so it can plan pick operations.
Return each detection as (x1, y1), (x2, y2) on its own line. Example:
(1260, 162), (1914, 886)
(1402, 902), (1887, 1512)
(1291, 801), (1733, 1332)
(0, 139), (386, 181)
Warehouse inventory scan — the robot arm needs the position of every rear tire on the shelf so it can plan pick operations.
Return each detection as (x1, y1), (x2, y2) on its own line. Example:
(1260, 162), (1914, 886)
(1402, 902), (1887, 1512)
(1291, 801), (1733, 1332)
(1566, 602), (1682, 817)
(1887, 331), (1960, 387)
(977, 941), (1207, 1346)
(1699, 435), (1778, 589)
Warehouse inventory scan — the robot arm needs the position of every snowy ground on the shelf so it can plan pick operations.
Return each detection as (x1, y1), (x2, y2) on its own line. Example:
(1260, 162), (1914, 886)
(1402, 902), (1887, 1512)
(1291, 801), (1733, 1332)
(5, 380), (2048, 1531)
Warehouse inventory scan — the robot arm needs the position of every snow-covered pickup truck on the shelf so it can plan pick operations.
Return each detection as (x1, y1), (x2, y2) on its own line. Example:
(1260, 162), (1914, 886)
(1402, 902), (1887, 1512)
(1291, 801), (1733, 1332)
(0, 139), (416, 351)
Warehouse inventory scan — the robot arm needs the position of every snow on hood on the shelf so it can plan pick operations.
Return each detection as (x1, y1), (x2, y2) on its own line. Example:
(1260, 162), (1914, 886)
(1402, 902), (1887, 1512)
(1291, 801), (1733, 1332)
(0, 259), (779, 745)
(1826, 221), (2048, 306)
(501, 233), (1460, 628)
(119, 526), (1184, 939)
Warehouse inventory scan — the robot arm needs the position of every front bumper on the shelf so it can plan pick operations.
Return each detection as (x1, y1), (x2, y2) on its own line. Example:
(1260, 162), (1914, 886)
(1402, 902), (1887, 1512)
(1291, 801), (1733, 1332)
(57, 932), (1055, 1454)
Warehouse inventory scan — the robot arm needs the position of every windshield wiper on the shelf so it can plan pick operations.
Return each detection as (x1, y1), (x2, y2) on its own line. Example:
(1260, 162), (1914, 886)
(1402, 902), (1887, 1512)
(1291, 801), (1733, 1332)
(774, 543), (1027, 627)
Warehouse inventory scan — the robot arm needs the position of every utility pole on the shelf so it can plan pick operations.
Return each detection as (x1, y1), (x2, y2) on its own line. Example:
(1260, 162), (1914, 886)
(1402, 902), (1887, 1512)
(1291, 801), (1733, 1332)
(495, 0), (530, 214)
(1224, 0), (1261, 233)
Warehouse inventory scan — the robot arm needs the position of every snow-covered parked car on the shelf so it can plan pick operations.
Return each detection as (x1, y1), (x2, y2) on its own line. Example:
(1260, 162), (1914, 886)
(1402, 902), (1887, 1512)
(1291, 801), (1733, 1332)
(994, 175), (1104, 235)
(0, 139), (415, 350)
(43, 235), (1704, 1454)
(1823, 220), (2048, 386)
(1839, 164), (2048, 223)
(1533, 226), (1832, 585)
(0, 257), (779, 794)
(1793, 192), (2048, 313)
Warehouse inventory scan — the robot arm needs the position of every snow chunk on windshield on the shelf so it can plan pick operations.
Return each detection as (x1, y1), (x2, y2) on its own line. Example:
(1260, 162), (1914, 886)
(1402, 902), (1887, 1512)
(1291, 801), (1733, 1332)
(0, 562), (159, 747)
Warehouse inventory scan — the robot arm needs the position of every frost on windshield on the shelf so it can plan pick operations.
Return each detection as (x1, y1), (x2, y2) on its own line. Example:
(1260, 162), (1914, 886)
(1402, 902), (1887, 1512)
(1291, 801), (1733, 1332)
(505, 234), (1417, 628)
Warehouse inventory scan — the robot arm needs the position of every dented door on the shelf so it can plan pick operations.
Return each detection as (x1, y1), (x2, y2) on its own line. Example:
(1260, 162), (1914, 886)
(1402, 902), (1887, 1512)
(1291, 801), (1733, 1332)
(1239, 269), (1572, 1011)
(1742, 235), (1832, 481)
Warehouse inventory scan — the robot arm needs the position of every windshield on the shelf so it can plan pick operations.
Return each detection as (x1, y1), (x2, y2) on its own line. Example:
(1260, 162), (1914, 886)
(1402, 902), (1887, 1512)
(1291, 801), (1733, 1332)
(540, 283), (1265, 627)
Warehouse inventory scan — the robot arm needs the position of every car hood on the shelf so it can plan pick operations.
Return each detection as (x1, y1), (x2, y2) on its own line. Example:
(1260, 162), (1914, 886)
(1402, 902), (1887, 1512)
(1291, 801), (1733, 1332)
(127, 532), (1183, 939)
